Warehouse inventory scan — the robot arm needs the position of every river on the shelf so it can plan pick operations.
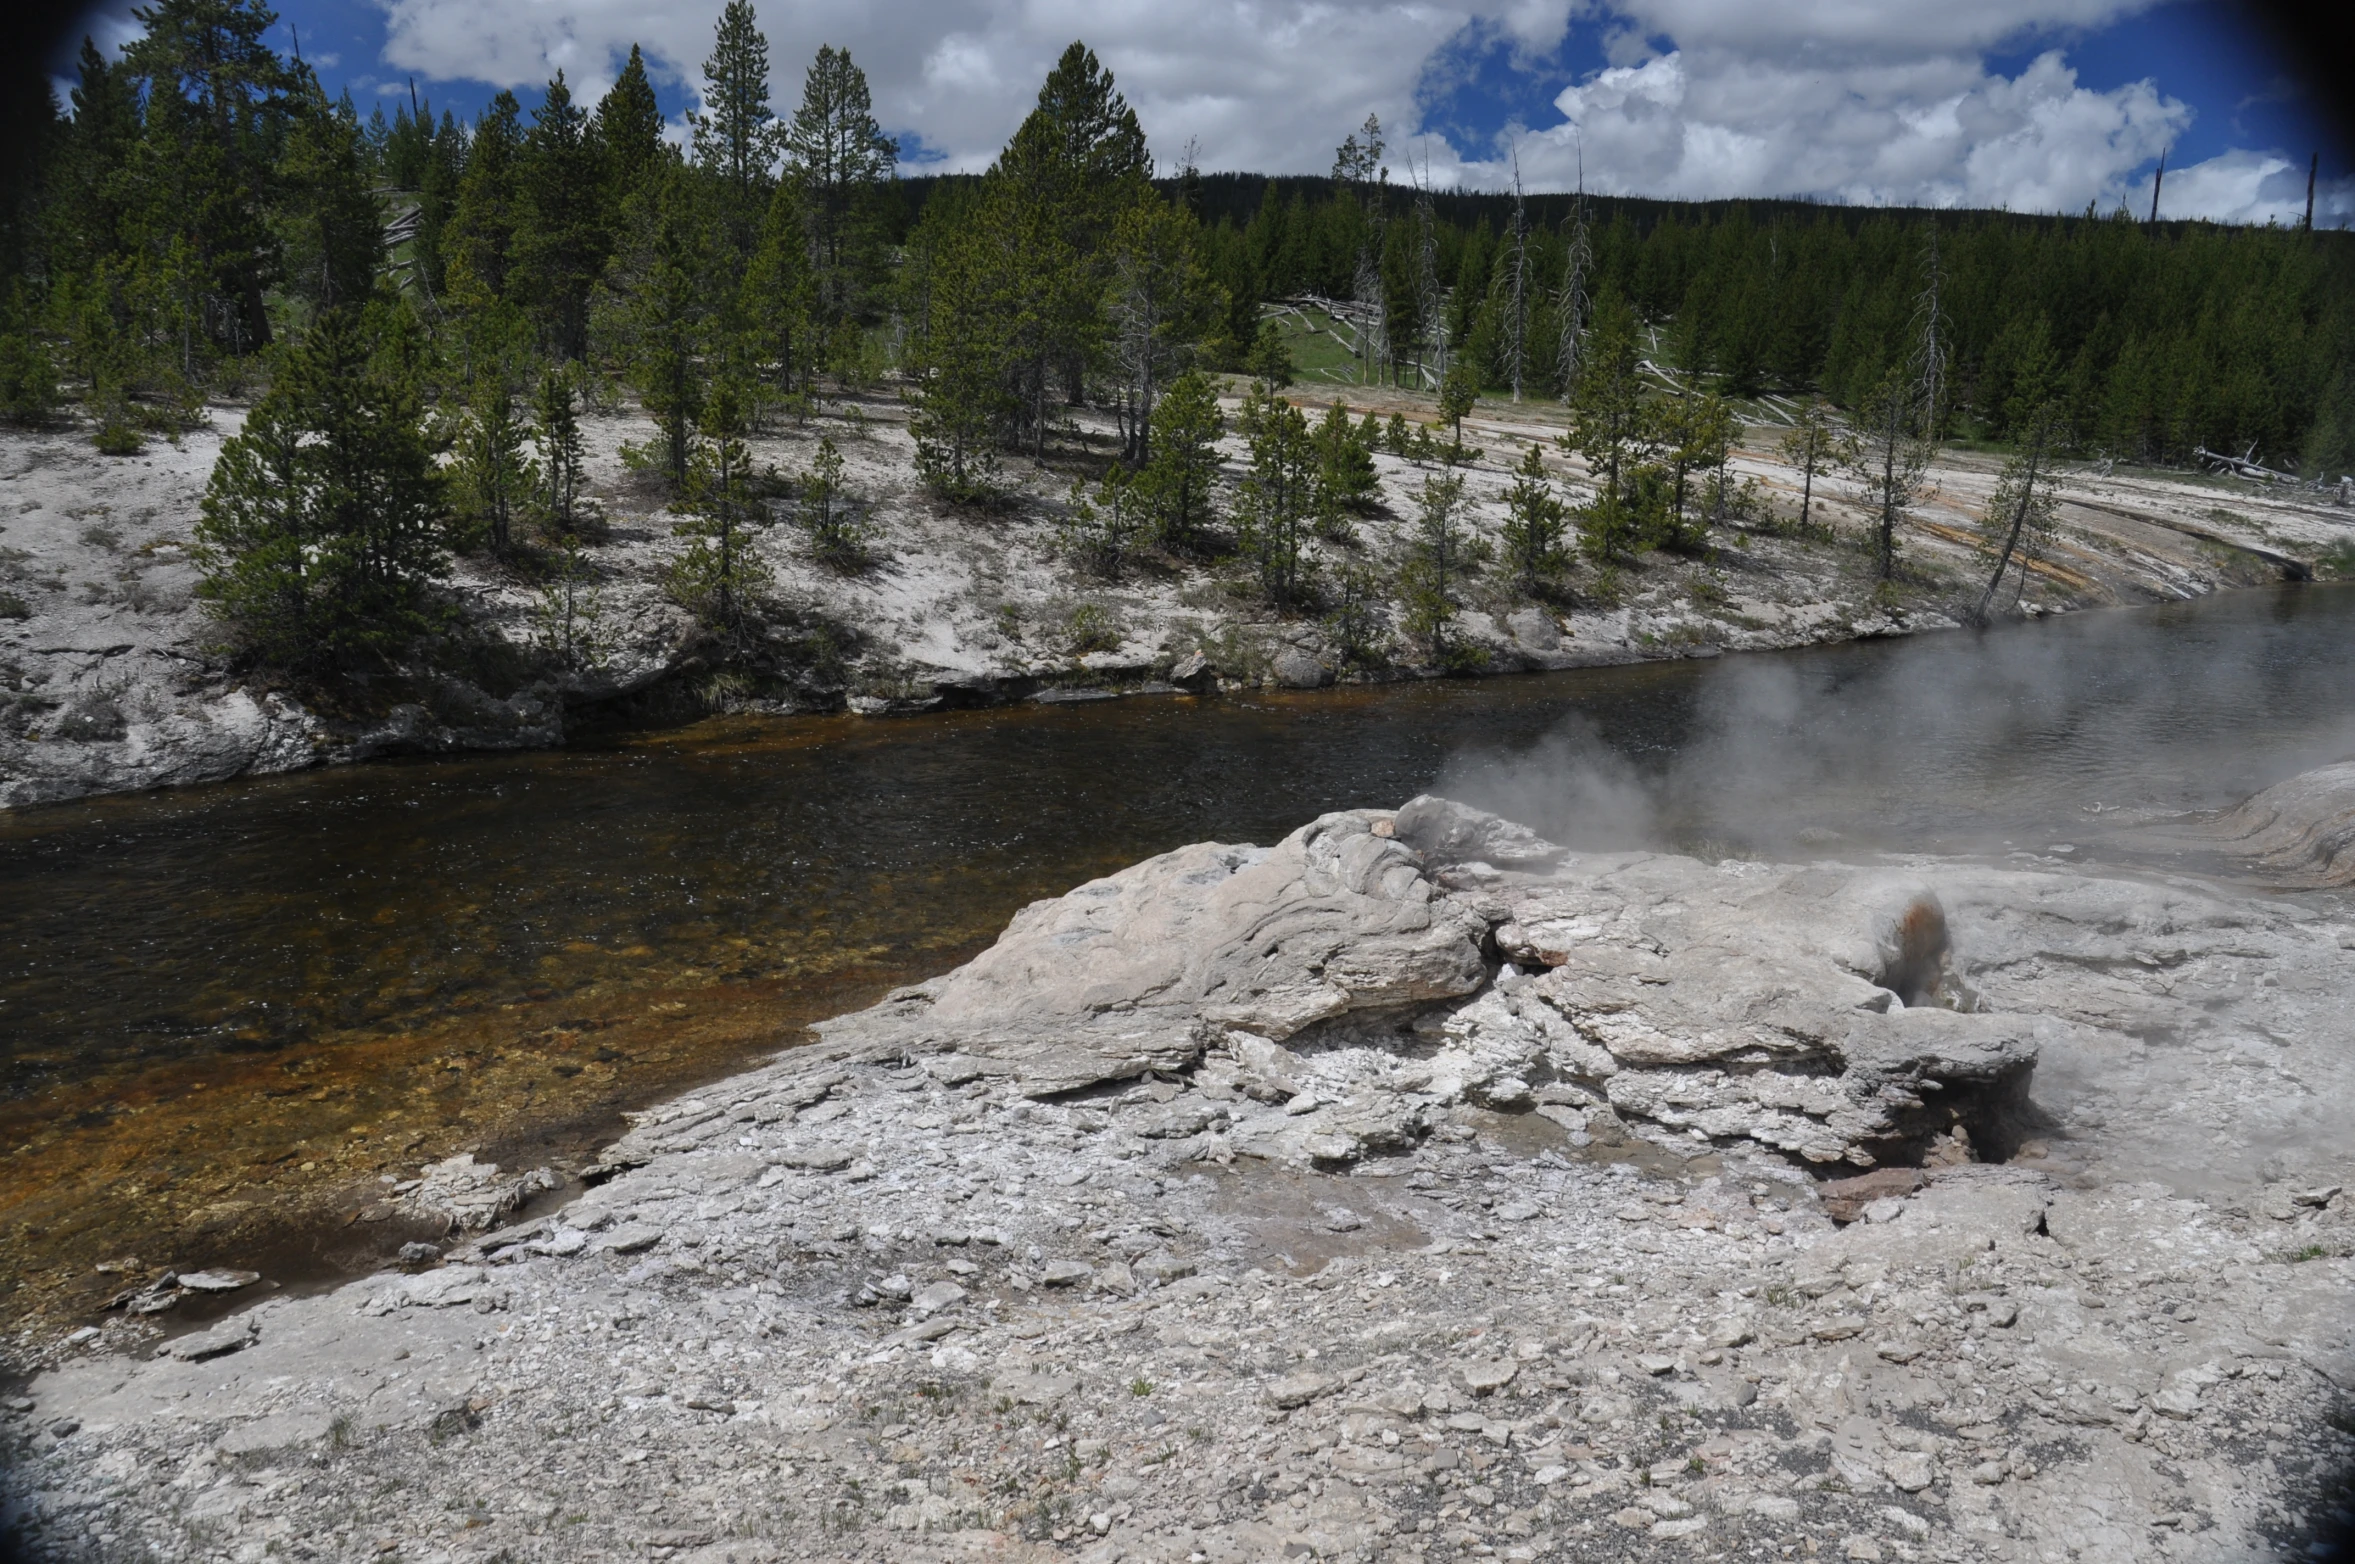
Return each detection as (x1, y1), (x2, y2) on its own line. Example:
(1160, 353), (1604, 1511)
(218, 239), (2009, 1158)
(4, 584), (2353, 1327)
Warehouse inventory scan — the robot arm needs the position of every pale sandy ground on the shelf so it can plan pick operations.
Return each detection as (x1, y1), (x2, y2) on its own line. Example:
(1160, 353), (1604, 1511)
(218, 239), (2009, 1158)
(5, 382), (2353, 810)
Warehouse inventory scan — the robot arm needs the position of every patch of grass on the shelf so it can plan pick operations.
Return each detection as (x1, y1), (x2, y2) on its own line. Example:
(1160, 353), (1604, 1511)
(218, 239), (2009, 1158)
(1129, 1378), (1153, 1398)
(1065, 602), (1120, 655)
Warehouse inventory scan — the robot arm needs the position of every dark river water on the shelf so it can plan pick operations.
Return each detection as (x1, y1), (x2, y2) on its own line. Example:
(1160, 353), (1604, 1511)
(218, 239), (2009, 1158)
(3, 583), (2353, 1320)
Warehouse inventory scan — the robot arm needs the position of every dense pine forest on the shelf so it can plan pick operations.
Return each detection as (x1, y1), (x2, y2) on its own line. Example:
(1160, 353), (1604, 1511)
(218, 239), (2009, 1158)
(2, 0), (2351, 672)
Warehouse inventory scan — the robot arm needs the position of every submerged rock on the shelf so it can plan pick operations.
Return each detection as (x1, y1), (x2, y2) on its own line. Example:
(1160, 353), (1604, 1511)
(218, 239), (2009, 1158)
(2125, 757), (2355, 887)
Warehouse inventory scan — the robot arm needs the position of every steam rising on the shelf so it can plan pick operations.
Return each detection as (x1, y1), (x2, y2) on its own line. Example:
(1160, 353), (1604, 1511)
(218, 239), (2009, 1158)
(1434, 589), (2355, 865)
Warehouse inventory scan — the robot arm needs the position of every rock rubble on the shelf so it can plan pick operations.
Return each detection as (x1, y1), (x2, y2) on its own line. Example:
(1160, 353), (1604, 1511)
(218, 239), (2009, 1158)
(3, 798), (2351, 1564)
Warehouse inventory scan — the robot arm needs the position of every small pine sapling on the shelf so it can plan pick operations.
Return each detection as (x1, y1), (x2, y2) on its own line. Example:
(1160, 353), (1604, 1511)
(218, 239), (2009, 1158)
(1500, 443), (1568, 593)
(798, 435), (871, 570)
(1397, 470), (1488, 670)
(1246, 319), (1293, 389)
(533, 364), (587, 537)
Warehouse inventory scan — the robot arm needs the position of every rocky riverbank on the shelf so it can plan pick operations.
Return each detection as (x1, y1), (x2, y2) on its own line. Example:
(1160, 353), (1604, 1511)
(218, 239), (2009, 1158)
(6, 384), (2353, 809)
(4, 793), (2350, 1563)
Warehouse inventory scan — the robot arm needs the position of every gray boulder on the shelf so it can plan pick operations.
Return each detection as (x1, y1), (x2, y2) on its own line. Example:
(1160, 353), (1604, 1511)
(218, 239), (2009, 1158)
(1270, 648), (1333, 689)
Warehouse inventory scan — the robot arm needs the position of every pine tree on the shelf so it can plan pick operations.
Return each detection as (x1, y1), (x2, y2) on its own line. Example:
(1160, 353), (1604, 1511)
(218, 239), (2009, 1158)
(45, 39), (143, 285)
(594, 46), (666, 204)
(1656, 389), (1734, 552)
(996, 42), (1151, 427)
(1106, 195), (1206, 464)
(1972, 405), (2061, 623)
(1439, 360), (1478, 453)
(796, 434), (868, 567)
(195, 297), (449, 669)
(668, 378), (770, 632)
(1139, 369), (1225, 556)
(601, 159), (714, 491)
(782, 46), (896, 327)
(445, 92), (524, 303)
(1839, 363), (1933, 582)
(694, 0), (776, 251)
(741, 176), (816, 408)
(516, 73), (608, 360)
(1398, 471), (1483, 668)
(276, 76), (382, 317)
(123, 0), (292, 354)
(903, 190), (1016, 497)
(409, 111), (464, 301)
(1310, 401), (1379, 534)
(1245, 319), (1293, 387)
(1059, 467), (1146, 578)
(1499, 443), (1567, 593)
(534, 364), (586, 535)
(453, 359), (534, 553)
(1776, 398), (1838, 536)
(1564, 294), (1658, 562)
(1238, 399), (1315, 605)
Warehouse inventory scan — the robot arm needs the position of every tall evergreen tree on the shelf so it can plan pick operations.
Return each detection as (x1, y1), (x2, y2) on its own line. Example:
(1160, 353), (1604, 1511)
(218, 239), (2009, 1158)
(1139, 369), (1224, 556)
(903, 188), (1017, 495)
(783, 46), (896, 327)
(694, 0), (777, 249)
(276, 76), (382, 318)
(594, 45), (667, 204)
(1238, 399), (1315, 605)
(741, 177), (816, 405)
(195, 296), (448, 668)
(123, 0), (294, 353)
(602, 159), (714, 490)
(444, 92), (524, 304)
(1106, 195), (1206, 464)
(45, 40), (143, 285)
(996, 42), (1152, 424)
(516, 72), (607, 359)
(1499, 442), (1567, 592)
(1564, 294), (1657, 562)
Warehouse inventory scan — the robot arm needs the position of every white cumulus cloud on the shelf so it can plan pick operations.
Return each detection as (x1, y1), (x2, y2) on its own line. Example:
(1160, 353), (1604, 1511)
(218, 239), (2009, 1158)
(363, 0), (2343, 223)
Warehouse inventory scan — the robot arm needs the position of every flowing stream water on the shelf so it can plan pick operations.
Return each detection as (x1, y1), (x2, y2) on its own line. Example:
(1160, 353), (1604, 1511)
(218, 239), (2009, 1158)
(4, 584), (2354, 1326)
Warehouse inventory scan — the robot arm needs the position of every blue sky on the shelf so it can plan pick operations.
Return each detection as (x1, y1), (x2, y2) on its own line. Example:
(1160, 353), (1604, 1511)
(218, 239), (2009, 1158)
(49, 0), (2352, 224)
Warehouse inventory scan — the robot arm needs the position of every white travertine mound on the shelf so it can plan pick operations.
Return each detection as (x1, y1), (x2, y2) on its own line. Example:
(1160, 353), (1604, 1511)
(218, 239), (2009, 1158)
(809, 810), (1490, 1098)
(7, 799), (2351, 1564)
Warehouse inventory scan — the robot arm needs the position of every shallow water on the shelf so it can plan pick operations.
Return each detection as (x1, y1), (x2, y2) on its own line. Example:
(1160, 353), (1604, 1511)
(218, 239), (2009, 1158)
(5, 583), (2354, 1322)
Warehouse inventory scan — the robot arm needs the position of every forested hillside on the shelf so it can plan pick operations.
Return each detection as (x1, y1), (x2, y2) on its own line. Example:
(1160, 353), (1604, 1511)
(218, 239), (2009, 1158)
(0, 0), (2350, 687)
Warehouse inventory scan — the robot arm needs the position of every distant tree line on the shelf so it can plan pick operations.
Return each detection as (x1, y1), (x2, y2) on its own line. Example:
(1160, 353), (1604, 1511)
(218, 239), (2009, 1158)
(1, 0), (2349, 681)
